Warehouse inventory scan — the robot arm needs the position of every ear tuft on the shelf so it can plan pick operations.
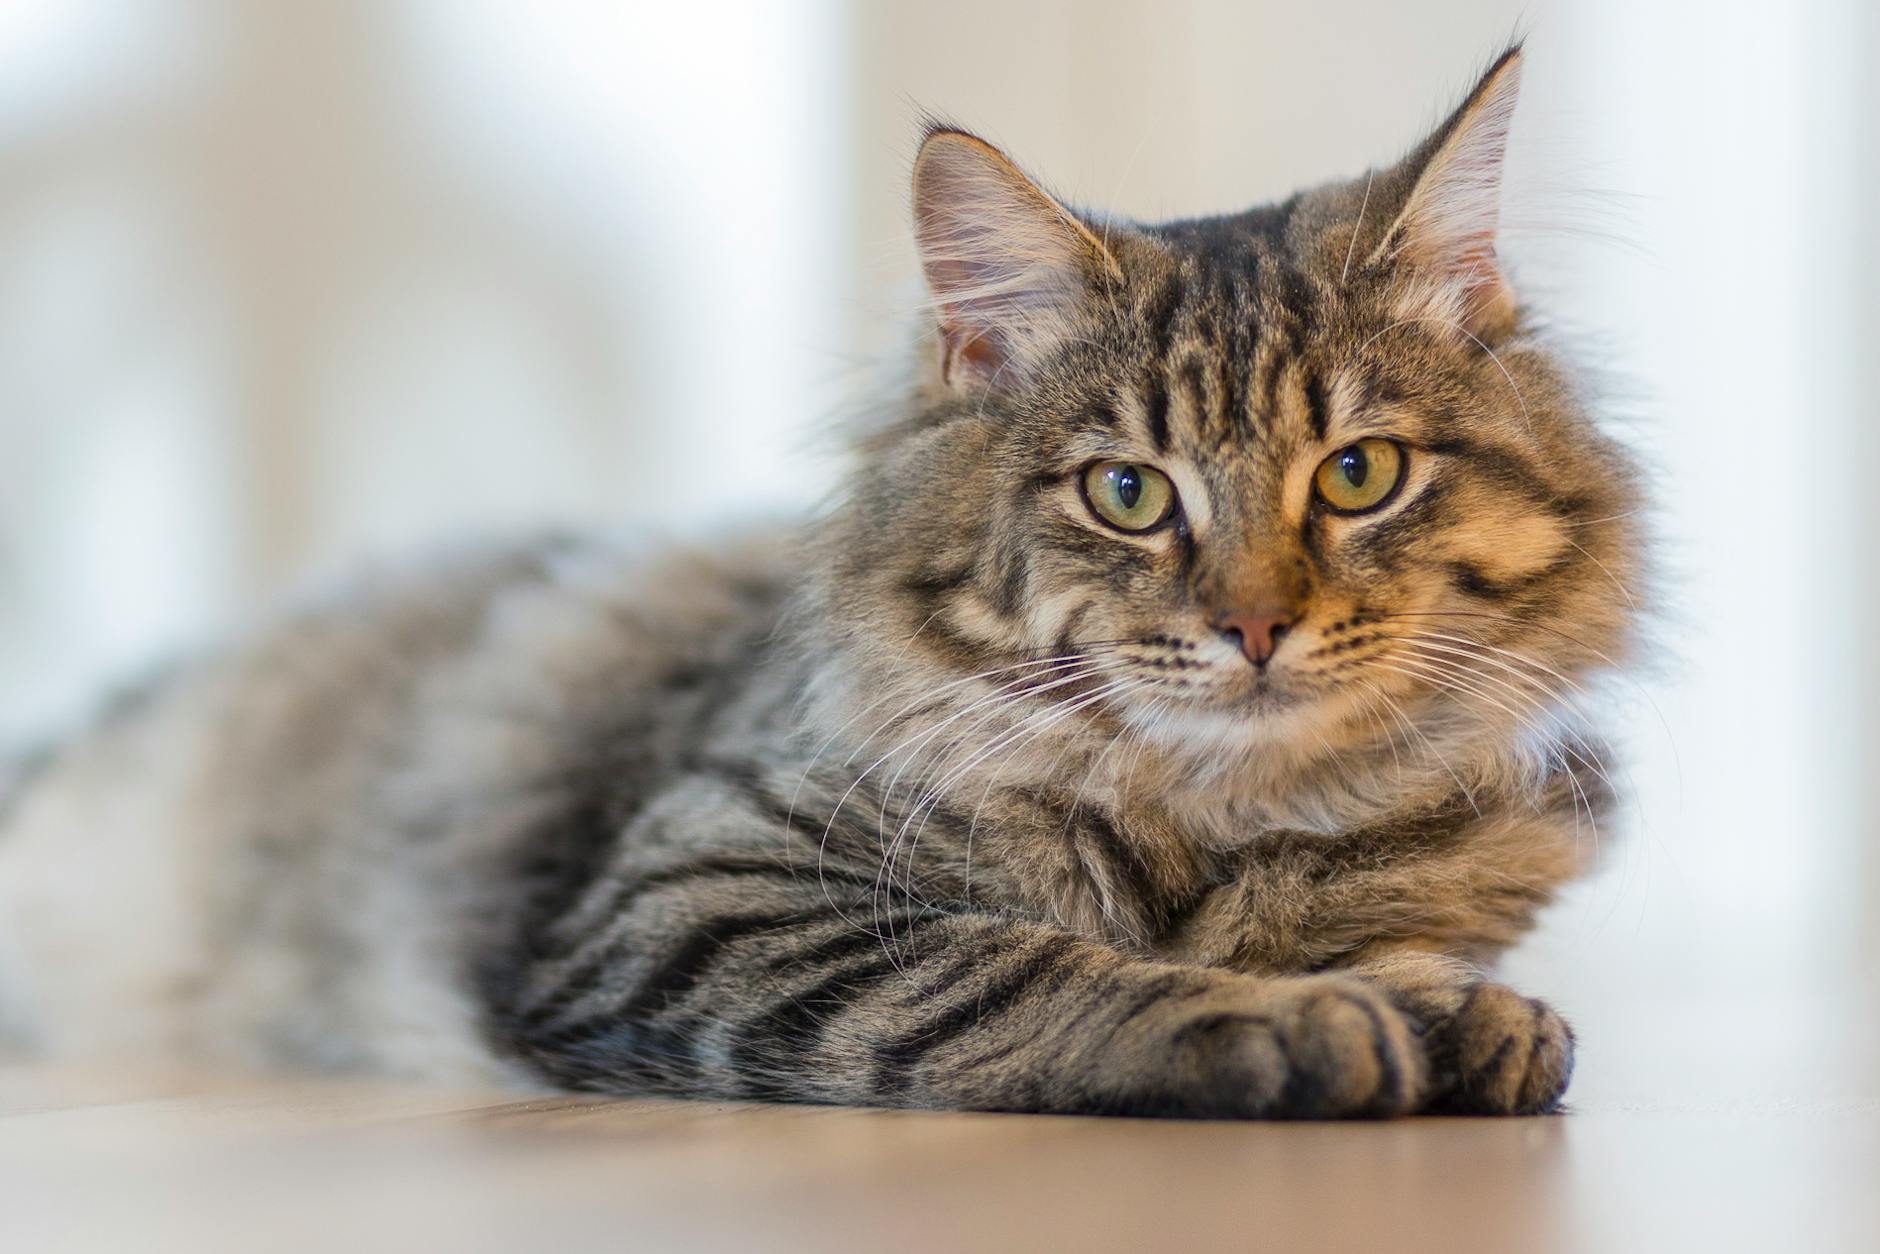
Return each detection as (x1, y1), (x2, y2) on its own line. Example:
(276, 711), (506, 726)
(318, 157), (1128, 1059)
(1378, 47), (1524, 337)
(912, 128), (1117, 388)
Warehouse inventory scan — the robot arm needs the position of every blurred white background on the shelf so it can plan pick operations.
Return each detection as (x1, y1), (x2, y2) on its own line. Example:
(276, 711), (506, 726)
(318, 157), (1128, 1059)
(0, 1), (1873, 1098)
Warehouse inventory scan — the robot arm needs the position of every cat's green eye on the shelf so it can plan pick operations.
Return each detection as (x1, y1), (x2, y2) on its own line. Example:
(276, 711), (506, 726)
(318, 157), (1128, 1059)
(1314, 439), (1406, 514)
(1082, 462), (1177, 532)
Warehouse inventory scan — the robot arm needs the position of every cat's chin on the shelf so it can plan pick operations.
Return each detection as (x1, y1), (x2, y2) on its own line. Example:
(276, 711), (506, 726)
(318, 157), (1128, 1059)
(1119, 682), (1343, 765)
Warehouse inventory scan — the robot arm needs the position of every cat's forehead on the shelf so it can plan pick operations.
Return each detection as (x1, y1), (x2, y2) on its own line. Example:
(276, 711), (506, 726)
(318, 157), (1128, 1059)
(1144, 197), (1334, 291)
(1058, 207), (1359, 465)
(1023, 191), (1465, 487)
(1144, 199), (1299, 262)
(1131, 199), (1368, 377)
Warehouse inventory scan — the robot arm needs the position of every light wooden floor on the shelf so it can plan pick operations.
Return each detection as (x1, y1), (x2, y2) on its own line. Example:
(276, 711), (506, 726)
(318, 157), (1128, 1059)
(3, 987), (1876, 1253)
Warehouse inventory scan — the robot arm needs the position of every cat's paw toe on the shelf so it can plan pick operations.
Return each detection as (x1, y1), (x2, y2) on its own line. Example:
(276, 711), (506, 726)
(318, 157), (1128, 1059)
(1434, 984), (1574, 1115)
(1260, 975), (1428, 1118)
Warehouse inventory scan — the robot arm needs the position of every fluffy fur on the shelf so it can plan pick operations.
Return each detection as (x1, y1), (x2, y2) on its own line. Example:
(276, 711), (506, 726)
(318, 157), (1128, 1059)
(0, 47), (1643, 1117)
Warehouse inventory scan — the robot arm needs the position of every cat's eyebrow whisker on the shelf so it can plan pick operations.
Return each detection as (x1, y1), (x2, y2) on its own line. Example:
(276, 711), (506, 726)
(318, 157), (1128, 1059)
(1560, 536), (1640, 612)
(1562, 507), (1642, 530)
(1342, 314), (1534, 434)
(1341, 170), (1376, 286)
(1093, 128), (1150, 328)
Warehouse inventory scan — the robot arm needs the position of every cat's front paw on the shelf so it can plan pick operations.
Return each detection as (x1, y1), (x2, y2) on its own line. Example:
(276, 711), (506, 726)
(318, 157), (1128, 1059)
(1246, 974), (1430, 1118)
(1427, 983), (1575, 1115)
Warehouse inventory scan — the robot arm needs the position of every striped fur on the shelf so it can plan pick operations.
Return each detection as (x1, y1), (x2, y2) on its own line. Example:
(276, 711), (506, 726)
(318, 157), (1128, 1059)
(0, 48), (1641, 1117)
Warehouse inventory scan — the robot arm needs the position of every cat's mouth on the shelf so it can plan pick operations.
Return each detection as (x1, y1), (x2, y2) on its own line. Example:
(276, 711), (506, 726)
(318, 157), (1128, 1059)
(1115, 669), (1339, 763)
(1179, 665), (1311, 715)
(1237, 671), (1291, 705)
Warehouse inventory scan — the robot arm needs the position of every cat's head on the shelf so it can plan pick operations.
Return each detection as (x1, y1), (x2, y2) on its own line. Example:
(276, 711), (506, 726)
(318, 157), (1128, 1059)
(820, 48), (1644, 823)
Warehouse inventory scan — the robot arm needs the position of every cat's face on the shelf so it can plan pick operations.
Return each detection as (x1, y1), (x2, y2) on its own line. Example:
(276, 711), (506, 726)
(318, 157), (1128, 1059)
(826, 50), (1642, 808)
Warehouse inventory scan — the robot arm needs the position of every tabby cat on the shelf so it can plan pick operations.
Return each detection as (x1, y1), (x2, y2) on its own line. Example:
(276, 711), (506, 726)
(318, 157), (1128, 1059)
(0, 46), (1642, 1118)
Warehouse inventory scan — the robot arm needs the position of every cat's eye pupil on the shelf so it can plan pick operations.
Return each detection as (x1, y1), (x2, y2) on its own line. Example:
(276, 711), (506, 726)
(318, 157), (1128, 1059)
(1339, 447), (1368, 487)
(1115, 467), (1142, 509)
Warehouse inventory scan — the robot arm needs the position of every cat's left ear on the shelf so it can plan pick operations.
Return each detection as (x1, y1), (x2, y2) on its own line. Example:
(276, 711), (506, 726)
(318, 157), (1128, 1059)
(1373, 47), (1524, 337)
(912, 126), (1122, 388)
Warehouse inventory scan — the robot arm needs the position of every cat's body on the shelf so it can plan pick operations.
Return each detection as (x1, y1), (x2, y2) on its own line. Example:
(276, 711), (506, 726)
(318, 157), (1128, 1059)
(0, 48), (1642, 1117)
(0, 537), (791, 1084)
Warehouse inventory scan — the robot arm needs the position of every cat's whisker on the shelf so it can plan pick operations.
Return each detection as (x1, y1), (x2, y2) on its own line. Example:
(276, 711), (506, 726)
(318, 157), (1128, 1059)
(1352, 661), (1482, 814)
(1387, 646), (1592, 768)
(819, 657), (1120, 928)
(1370, 609), (1623, 671)
(1382, 638), (1577, 722)
(1118, 695), (1177, 811)
(789, 650), (1103, 906)
(1380, 645), (1552, 728)
(892, 667), (1151, 869)
(891, 674), (1156, 865)
(839, 647), (1132, 767)
(1307, 724), (1364, 803)
(1372, 626), (1593, 699)
(1346, 679), (1406, 779)
(1374, 608), (1681, 800)
(867, 658), (1154, 933)
(1562, 507), (1642, 530)
(1390, 638), (1641, 838)
(868, 662), (1119, 858)
(947, 674), (1166, 921)
(1371, 650), (1610, 860)
(878, 673), (1156, 965)
(1340, 170), (1376, 286)
(1343, 313), (1534, 433)
(1560, 536), (1640, 612)
(874, 652), (1138, 844)
(1051, 693), (1160, 947)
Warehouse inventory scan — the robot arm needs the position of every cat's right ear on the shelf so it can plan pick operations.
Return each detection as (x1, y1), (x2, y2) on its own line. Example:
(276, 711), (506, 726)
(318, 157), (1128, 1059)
(1367, 47), (1524, 338)
(912, 127), (1120, 389)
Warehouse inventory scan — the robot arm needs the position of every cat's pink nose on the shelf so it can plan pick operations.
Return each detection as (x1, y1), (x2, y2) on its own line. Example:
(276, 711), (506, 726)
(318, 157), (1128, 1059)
(1214, 612), (1293, 668)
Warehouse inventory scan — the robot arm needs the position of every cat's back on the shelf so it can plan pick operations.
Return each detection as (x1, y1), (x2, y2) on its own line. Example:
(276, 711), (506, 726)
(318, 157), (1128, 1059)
(0, 529), (800, 1074)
